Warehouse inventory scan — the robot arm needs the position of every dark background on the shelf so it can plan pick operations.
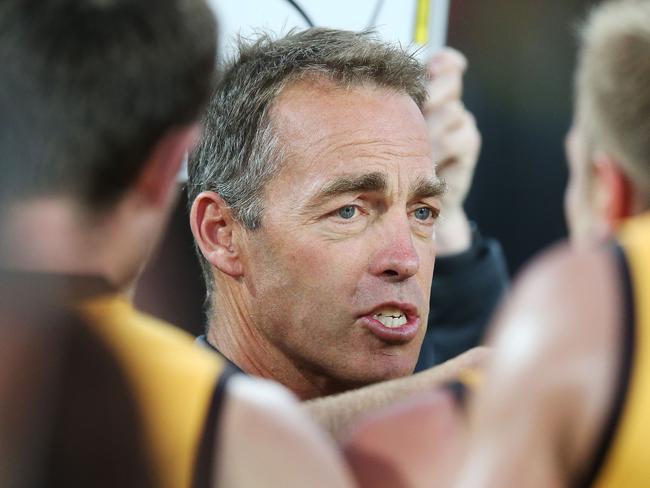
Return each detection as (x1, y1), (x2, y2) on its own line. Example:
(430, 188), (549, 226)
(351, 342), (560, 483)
(135, 0), (596, 335)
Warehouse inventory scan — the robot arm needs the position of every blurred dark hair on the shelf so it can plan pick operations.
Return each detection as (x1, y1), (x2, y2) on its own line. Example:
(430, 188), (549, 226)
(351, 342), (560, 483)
(0, 0), (217, 210)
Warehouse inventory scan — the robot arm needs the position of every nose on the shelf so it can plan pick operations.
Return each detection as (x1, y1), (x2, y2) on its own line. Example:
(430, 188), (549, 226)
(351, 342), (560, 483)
(369, 215), (420, 281)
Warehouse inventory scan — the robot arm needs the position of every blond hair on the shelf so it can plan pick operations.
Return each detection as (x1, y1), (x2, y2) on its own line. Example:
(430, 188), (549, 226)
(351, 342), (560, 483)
(577, 0), (650, 198)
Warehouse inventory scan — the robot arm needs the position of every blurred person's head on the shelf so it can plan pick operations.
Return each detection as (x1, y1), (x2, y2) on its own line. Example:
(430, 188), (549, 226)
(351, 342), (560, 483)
(565, 0), (650, 245)
(0, 0), (217, 287)
(189, 29), (443, 399)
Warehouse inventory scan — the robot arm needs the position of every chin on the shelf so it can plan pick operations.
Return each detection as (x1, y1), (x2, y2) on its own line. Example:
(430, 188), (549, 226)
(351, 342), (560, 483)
(323, 360), (415, 396)
(356, 355), (418, 384)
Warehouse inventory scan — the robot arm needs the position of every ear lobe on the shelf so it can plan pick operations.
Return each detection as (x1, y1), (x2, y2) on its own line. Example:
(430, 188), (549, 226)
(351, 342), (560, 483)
(190, 191), (245, 278)
(593, 152), (633, 233)
(136, 124), (201, 207)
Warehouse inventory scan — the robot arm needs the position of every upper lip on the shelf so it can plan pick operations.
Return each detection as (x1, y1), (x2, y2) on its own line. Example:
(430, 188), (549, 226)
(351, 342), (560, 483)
(360, 301), (420, 320)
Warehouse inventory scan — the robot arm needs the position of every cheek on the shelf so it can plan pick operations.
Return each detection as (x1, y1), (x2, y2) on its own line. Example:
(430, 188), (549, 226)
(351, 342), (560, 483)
(289, 241), (365, 295)
(418, 243), (436, 287)
(262, 236), (363, 300)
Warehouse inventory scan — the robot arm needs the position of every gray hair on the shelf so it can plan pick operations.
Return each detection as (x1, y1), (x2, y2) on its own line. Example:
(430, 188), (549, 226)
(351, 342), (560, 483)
(188, 28), (429, 299)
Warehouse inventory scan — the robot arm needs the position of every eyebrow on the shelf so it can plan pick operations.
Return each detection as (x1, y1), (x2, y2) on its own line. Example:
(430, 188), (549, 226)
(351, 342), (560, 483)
(319, 172), (388, 197)
(409, 176), (447, 200)
(306, 171), (445, 212)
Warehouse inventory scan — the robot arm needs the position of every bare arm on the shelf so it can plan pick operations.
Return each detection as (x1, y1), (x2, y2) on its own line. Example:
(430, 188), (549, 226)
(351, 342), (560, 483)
(216, 375), (355, 488)
(341, 390), (464, 488)
(455, 245), (622, 487)
(304, 346), (489, 440)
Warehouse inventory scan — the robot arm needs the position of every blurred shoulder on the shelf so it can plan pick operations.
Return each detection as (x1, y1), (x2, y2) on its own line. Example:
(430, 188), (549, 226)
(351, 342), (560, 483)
(491, 241), (621, 352)
(218, 375), (355, 487)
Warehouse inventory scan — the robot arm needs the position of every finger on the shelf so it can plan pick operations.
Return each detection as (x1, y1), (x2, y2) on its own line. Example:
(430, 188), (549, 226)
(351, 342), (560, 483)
(431, 112), (481, 168)
(424, 72), (463, 109)
(427, 48), (468, 77)
(435, 156), (458, 176)
(425, 100), (466, 137)
(442, 113), (482, 166)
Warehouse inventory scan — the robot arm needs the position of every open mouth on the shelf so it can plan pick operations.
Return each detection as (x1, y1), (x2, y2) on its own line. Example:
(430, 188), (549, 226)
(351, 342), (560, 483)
(372, 307), (409, 328)
(360, 303), (420, 344)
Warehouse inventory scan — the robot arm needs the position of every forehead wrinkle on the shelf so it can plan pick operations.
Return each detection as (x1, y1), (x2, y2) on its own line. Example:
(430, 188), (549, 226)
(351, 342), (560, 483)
(308, 123), (424, 146)
(272, 85), (431, 172)
(281, 134), (431, 182)
(279, 108), (427, 153)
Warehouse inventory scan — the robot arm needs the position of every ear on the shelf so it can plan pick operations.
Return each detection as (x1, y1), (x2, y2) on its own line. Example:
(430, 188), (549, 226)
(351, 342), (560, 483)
(135, 124), (201, 207)
(190, 191), (245, 278)
(593, 152), (634, 234)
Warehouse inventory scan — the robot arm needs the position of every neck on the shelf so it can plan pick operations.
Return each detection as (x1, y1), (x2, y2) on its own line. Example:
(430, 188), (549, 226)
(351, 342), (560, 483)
(208, 283), (353, 400)
(1, 197), (134, 291)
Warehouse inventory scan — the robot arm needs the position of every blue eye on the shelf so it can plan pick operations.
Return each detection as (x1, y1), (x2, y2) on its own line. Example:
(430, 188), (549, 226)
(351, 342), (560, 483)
(414, 207), (433, 221)
(337, 205), (357, 219)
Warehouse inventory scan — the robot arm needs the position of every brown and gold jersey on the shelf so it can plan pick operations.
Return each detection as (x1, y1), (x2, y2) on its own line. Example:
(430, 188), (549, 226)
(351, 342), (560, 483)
(77, 289), (229, 488)
(590, 213), (650, 487)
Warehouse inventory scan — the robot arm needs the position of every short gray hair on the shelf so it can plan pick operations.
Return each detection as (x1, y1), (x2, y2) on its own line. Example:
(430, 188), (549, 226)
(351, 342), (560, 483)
(188, 28), (428, 299)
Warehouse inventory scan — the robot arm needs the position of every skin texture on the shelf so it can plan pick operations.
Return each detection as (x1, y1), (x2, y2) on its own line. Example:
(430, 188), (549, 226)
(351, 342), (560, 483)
(342, 390), (464, 488)
(305, 346), (490, 440)
(217, 375), (355, 488)
(199, 78), (443, 400)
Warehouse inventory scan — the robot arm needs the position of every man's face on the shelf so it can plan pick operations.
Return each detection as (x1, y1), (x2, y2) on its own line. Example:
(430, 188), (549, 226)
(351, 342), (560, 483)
(239, 79), (441, 391)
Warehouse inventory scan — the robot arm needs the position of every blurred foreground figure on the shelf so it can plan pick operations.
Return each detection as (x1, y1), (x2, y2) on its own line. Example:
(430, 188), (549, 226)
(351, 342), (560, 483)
(0, 274), (156, 487)
(455, 1), (650, 485)
(0, 1), (355, 486)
